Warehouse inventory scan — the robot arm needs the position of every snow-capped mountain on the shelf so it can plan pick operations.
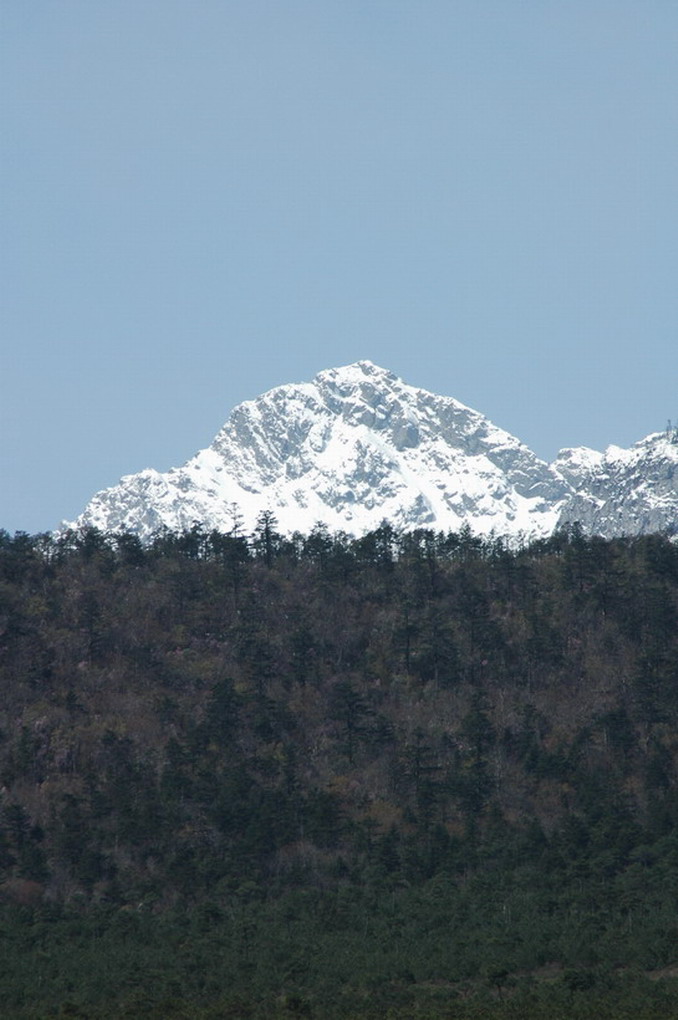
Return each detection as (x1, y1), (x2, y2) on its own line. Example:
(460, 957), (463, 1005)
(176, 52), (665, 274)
(555, 432), (678, 537)
(64, 361), (569, 540)
(63, 361), (678, 541)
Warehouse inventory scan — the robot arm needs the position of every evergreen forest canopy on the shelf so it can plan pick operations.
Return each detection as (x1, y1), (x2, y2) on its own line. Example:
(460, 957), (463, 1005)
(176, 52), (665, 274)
(3, 518), (678, 1017)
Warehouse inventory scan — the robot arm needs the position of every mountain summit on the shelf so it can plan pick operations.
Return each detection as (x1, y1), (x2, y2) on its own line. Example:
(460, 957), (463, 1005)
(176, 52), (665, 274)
(65, 361), (678, 540)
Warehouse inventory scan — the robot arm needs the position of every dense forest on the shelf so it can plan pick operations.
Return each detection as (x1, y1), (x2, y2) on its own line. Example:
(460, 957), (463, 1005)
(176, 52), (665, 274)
(3, 518), (678, 1017)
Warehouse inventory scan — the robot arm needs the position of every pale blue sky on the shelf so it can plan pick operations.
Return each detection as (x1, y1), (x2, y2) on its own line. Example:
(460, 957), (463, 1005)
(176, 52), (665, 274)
(2, 1), (677, 533)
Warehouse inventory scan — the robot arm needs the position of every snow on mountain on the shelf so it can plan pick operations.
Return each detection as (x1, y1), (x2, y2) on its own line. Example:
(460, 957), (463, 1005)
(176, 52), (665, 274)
(62, 361), (678, 541)
(555, 432), (678, 537)
(63, 361), (570, 541)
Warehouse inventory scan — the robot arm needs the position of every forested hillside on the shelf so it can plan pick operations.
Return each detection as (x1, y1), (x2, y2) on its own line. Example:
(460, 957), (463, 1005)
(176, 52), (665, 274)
(3, 520), (678, 1017)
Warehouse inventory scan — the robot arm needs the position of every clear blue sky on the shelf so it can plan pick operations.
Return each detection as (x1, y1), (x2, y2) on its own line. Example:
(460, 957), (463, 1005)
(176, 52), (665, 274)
(2, 1), (677, 534)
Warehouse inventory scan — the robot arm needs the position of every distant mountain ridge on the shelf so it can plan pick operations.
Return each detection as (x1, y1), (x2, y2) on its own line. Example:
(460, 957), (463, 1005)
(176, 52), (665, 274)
(64, 361), (678, 540)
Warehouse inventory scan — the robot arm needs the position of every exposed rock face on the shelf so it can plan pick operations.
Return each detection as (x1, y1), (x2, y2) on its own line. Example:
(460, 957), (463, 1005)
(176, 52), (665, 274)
(63, 361), (678, 541)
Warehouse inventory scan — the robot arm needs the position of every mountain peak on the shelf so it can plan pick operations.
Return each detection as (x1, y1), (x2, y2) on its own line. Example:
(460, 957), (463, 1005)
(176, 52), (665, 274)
(64, 363), (567, 540)
(313, 360), (399, 390)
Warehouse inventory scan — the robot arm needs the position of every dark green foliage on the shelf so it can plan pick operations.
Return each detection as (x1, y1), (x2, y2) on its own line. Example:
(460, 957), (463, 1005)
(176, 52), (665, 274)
(1, 524), (678, 1014)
